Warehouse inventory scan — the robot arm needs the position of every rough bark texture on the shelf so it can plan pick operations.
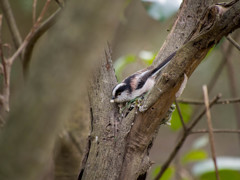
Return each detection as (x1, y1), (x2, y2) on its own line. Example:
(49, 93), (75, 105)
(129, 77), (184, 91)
(120, 2), (240, 179)
(0, 0), (125, 180)
(81, 0), (240, 180)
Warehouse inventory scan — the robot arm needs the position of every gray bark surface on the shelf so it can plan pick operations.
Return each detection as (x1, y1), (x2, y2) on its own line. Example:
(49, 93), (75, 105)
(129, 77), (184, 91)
(81, 1), (240, 180)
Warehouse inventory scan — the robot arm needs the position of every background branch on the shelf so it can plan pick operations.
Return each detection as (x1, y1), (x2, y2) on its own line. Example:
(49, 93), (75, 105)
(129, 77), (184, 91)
(32, 0), (38, 24)
(191, 129), (240, 134)
(203, 85), (220, 180)
(226, 35), (240, 51)
(155, 95), (221, 179)
(22, 8), (61, 74)
(0, 0), (22, 50)
(175, 100), (187, 131)
(178, 97), (240, 105)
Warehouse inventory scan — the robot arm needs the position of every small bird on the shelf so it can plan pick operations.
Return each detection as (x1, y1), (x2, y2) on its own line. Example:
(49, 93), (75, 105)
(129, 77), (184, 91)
(110, 51), (176, 103)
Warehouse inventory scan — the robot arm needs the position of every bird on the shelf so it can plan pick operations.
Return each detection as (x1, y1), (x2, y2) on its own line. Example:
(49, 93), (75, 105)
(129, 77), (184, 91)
(110, 51), (176, 103)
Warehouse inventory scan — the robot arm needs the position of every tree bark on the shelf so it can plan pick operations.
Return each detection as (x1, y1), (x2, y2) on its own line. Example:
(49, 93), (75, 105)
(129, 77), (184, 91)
(0, 0), (125, 180)
(80, 0), (240, 180)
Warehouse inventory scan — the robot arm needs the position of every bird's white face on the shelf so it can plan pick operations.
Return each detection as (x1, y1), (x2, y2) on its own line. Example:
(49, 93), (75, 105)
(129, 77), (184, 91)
(111, 83), (131, 103)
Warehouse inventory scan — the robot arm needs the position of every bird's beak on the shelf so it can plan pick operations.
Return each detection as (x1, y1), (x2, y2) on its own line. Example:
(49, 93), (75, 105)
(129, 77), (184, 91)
(110, 97), (115, 103)
(110, 99), (115, 103)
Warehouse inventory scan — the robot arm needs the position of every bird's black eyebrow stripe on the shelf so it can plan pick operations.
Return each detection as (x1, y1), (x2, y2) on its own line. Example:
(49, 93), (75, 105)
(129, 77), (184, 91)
(115, 85), (127, 95)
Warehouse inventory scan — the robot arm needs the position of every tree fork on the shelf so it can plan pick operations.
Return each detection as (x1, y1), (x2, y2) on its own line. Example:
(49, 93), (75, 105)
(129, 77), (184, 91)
(79, 1), (240, 180)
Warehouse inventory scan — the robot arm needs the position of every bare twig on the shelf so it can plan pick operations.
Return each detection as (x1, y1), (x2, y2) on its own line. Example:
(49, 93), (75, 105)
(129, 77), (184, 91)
(0, 15), (7, 85)
(0, 0), (56, 114)
(0, 64), (3, 74)
(0, 0), (22, 49)
(175, 100), (187, 131)
(35, 0), (51, 28)
(178, 97), (240, 105)
(187, 95), (221, 132)
(222, 33), (240, 146)
(155, 95), (221, 180)
(226, 35), (240, 51)
(203, 85), (220, 180)
(33, 0), (38, 24)
(8, 34), (31, 65)
(9, 0), (53, 65)
(23, 8), (61, 73)
(191, 129), (240, 134)
(0, 14), (10, 113)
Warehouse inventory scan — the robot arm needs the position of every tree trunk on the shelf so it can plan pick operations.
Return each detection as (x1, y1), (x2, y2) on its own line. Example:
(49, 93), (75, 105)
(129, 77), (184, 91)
(79, 0), (240, 180)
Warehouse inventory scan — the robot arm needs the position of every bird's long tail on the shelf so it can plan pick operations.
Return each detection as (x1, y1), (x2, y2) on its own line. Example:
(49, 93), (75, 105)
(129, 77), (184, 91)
(151, 51), (177, 77)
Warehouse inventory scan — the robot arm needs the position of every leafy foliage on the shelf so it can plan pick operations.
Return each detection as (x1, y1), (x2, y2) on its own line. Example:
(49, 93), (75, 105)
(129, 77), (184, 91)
(170, 103), (192, 131)
(182, 149), (208, 164)
(114, 50), (156, 81)
(200, 170), (240, 180)
(152, 166), (175, 180)
(114, 55), (136, 81)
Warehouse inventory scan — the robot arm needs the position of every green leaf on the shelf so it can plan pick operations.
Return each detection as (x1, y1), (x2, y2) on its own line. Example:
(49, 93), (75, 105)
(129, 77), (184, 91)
(192, 157), (240, 177)
(152, 166), (175, 180)
(170, 103), (192, 131)
(182, 149), (208, 164)
(200, 170), (240, 180)
(138, 50), (156, 65)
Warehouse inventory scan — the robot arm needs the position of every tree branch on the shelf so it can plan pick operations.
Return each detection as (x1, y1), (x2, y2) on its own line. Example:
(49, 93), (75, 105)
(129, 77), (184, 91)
(32, 0), (38, 24)
(203, 85), (220, 180)
(22, 8), (61, 74)
(175, 100), (187, 131)
(178, 97), (240, 105)
(226, 35), (240, 51)
(0, 0), (22, 50)
(120, 1), (240, 179)
(154, 95), (221, 180)
(191, 129), (240, 134)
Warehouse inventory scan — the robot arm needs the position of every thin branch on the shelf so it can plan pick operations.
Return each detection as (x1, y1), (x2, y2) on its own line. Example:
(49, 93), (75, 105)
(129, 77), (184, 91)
(203, 85), (220, 180)
(222, 33), (240, 146)
(175, 100), (187, 131)
(33, 0), (38, 24)
(0, 14), (10, 113)
(35, 0), (51, 28)
(8, 34), (31, 65)
(0, 15), (7, 85)
(0, 0), (22, 49)
(0, 0), (56, 114)
(154, 95), (221, 180)
(177, 97), (240, 105)
(22, 8), (61, 73)
(226, 35), (240, 51)
(188, 95), (221, 132)
(191, 129), (240, 134)
(0, 64), (3, 74)
(8, 0), (54, 65)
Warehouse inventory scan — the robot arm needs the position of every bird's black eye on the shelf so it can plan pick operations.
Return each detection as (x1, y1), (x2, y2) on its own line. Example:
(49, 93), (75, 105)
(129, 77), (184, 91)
(116, 92), (121, 96)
